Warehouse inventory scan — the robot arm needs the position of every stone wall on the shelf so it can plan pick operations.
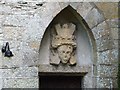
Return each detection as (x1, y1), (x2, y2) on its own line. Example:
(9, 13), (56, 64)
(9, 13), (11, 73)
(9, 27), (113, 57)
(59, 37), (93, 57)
(0, 1), (119, 89)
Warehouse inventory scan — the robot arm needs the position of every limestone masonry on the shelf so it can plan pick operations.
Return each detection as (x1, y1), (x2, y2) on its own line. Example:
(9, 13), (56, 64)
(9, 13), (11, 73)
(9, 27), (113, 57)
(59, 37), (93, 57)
(0, 1), (119, 89)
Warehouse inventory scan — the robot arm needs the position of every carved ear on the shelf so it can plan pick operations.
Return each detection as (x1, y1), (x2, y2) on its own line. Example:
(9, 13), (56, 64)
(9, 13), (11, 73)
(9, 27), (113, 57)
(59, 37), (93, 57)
(55, 24), (62, 35)
(69, 23), (76, 35)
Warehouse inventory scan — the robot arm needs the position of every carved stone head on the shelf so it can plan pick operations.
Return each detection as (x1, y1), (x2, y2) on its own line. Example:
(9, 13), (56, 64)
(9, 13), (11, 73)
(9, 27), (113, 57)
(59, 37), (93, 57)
(50, 23), (76, 65)
(57, 45), (73, 64)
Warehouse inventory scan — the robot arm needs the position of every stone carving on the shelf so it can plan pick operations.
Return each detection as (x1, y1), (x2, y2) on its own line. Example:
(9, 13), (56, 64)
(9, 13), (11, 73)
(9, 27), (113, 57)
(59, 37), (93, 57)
(50, 23), (77, 65)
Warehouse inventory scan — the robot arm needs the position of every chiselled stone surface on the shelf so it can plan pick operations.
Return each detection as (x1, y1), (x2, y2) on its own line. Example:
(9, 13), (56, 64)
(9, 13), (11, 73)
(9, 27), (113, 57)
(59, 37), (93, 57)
(59, 2), (70, 10)
(96, 35), (113, 51)
(1, 66), (38, 78)
(91, 21), (110, 40)
(107, 19), (118, 28)
(3, 78), (38, 88)
(97, 65), (111, 77)
(97, 49), (118, 65)
(50, 23), (76, 65)
(0, 2), (118, 89)
(38, 65), (91, 73)
(113, 40), (118, 49)
(111, 28), (118, 40)
(111, 78), (118, 88)
(95, 2), (118, 19)
(85, 7), (105, 29)
(97, 77), (111, 88)
(0, 78), (3, 90)
(77, 2), (94, 19)
(97, 65), (118, 77)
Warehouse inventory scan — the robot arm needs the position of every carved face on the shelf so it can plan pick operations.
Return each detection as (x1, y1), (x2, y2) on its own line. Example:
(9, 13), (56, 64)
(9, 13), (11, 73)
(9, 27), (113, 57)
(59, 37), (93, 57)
(57, 45), (73, 64)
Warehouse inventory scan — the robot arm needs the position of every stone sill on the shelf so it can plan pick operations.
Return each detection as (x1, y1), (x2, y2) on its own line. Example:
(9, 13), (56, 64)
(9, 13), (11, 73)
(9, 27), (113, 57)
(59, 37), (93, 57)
(38, 64), (91, 76)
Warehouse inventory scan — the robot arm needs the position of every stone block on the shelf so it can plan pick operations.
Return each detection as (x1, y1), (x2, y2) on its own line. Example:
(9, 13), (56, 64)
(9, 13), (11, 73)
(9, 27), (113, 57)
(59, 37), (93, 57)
(113, 40), (118, 49)
(110, 49), (118, 64)
(97, 65), (118, 77)
(111, 28), (118, 40)
(77, 2), (94, 19)
(0, 78), (3, 90)
(96, 35), (113, 51)
(3, 78), (38, 88)
(1, 66), (38, 78)
(97, 77), (110, 88)
(2, 50), (23, 68)
(91, 21), (110, 40)
(69, 2), (81, 10)
(110, 78), (118, 88)
(3, 27), (25, 41)
(97, 50), (111, 65)
(95, 2), (118, 19)
(97, 49), (118, 65)
(97, 65), (111, 77)
(107, 19), (118, 28)
(0, 5), (12, 15)
(110, 65), (118, 77)
(85, 7), (105, 29)
(13, 66), (38, 78)
(59, 2), (70, 10)
(22, 45), (39, 66)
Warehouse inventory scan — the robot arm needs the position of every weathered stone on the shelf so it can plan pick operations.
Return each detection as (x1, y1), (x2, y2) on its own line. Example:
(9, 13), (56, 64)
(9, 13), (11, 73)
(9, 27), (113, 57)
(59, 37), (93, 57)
(0, 5), (12, 15)
(69, 2), (81, 10)
(97, 77), (110, 88)
(3, 27), (25, 41)
(110, 78), (118, 88)
(0, 2), (119, 89)
(38, 64), (91, 73)
(96, 35), (113, 51)
(97, 51), (111, 65)
(3, 78), (38, 88)
(22, 46), (39, 66)
(111, 28), (118, 40)
(36, 2), (61, 28)
(113, 40), (118, 49)
(46, 2), (61, 18)
(50, 23), (76, 65)
(97, 65), (111, 77)
(107, 19), (119, 28)
(97, 65), (118, 77)
(95, 2), (118, 19)
(111, 49), (118, 64)
(77, 2), (94, 19)
(111, 65), (118, 77)
(0, 77), (3, 90)
(85, 7), (105, 29)
(2, 49), (23, 68)
(83, 72), (93, 88)
(1, 66), (38, 78)
(97, 49), (118, 65)
(92, 21), (110, 40)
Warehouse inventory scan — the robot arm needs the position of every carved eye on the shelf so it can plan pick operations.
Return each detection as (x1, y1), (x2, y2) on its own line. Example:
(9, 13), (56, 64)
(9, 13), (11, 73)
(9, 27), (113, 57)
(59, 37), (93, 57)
(68, 46), (72, 49)
(62, 51), (65, 53)
(67, 38), (70, 40)
(62, 38), (65, 40)
(66, 51), (70, 54)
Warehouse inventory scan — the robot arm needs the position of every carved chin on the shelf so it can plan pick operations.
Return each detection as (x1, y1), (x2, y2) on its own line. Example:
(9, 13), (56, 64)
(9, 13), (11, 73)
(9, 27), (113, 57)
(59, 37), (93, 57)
(61, 59), (69, 64)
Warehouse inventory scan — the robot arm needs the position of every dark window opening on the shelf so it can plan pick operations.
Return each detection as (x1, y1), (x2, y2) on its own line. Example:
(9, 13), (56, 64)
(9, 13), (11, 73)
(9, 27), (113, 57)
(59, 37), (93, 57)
(39, 75), (83, 89)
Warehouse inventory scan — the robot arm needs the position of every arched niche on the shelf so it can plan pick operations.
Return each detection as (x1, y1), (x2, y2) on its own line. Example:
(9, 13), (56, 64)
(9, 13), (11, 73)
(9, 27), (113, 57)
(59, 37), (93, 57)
(39, 5), (95, 67)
